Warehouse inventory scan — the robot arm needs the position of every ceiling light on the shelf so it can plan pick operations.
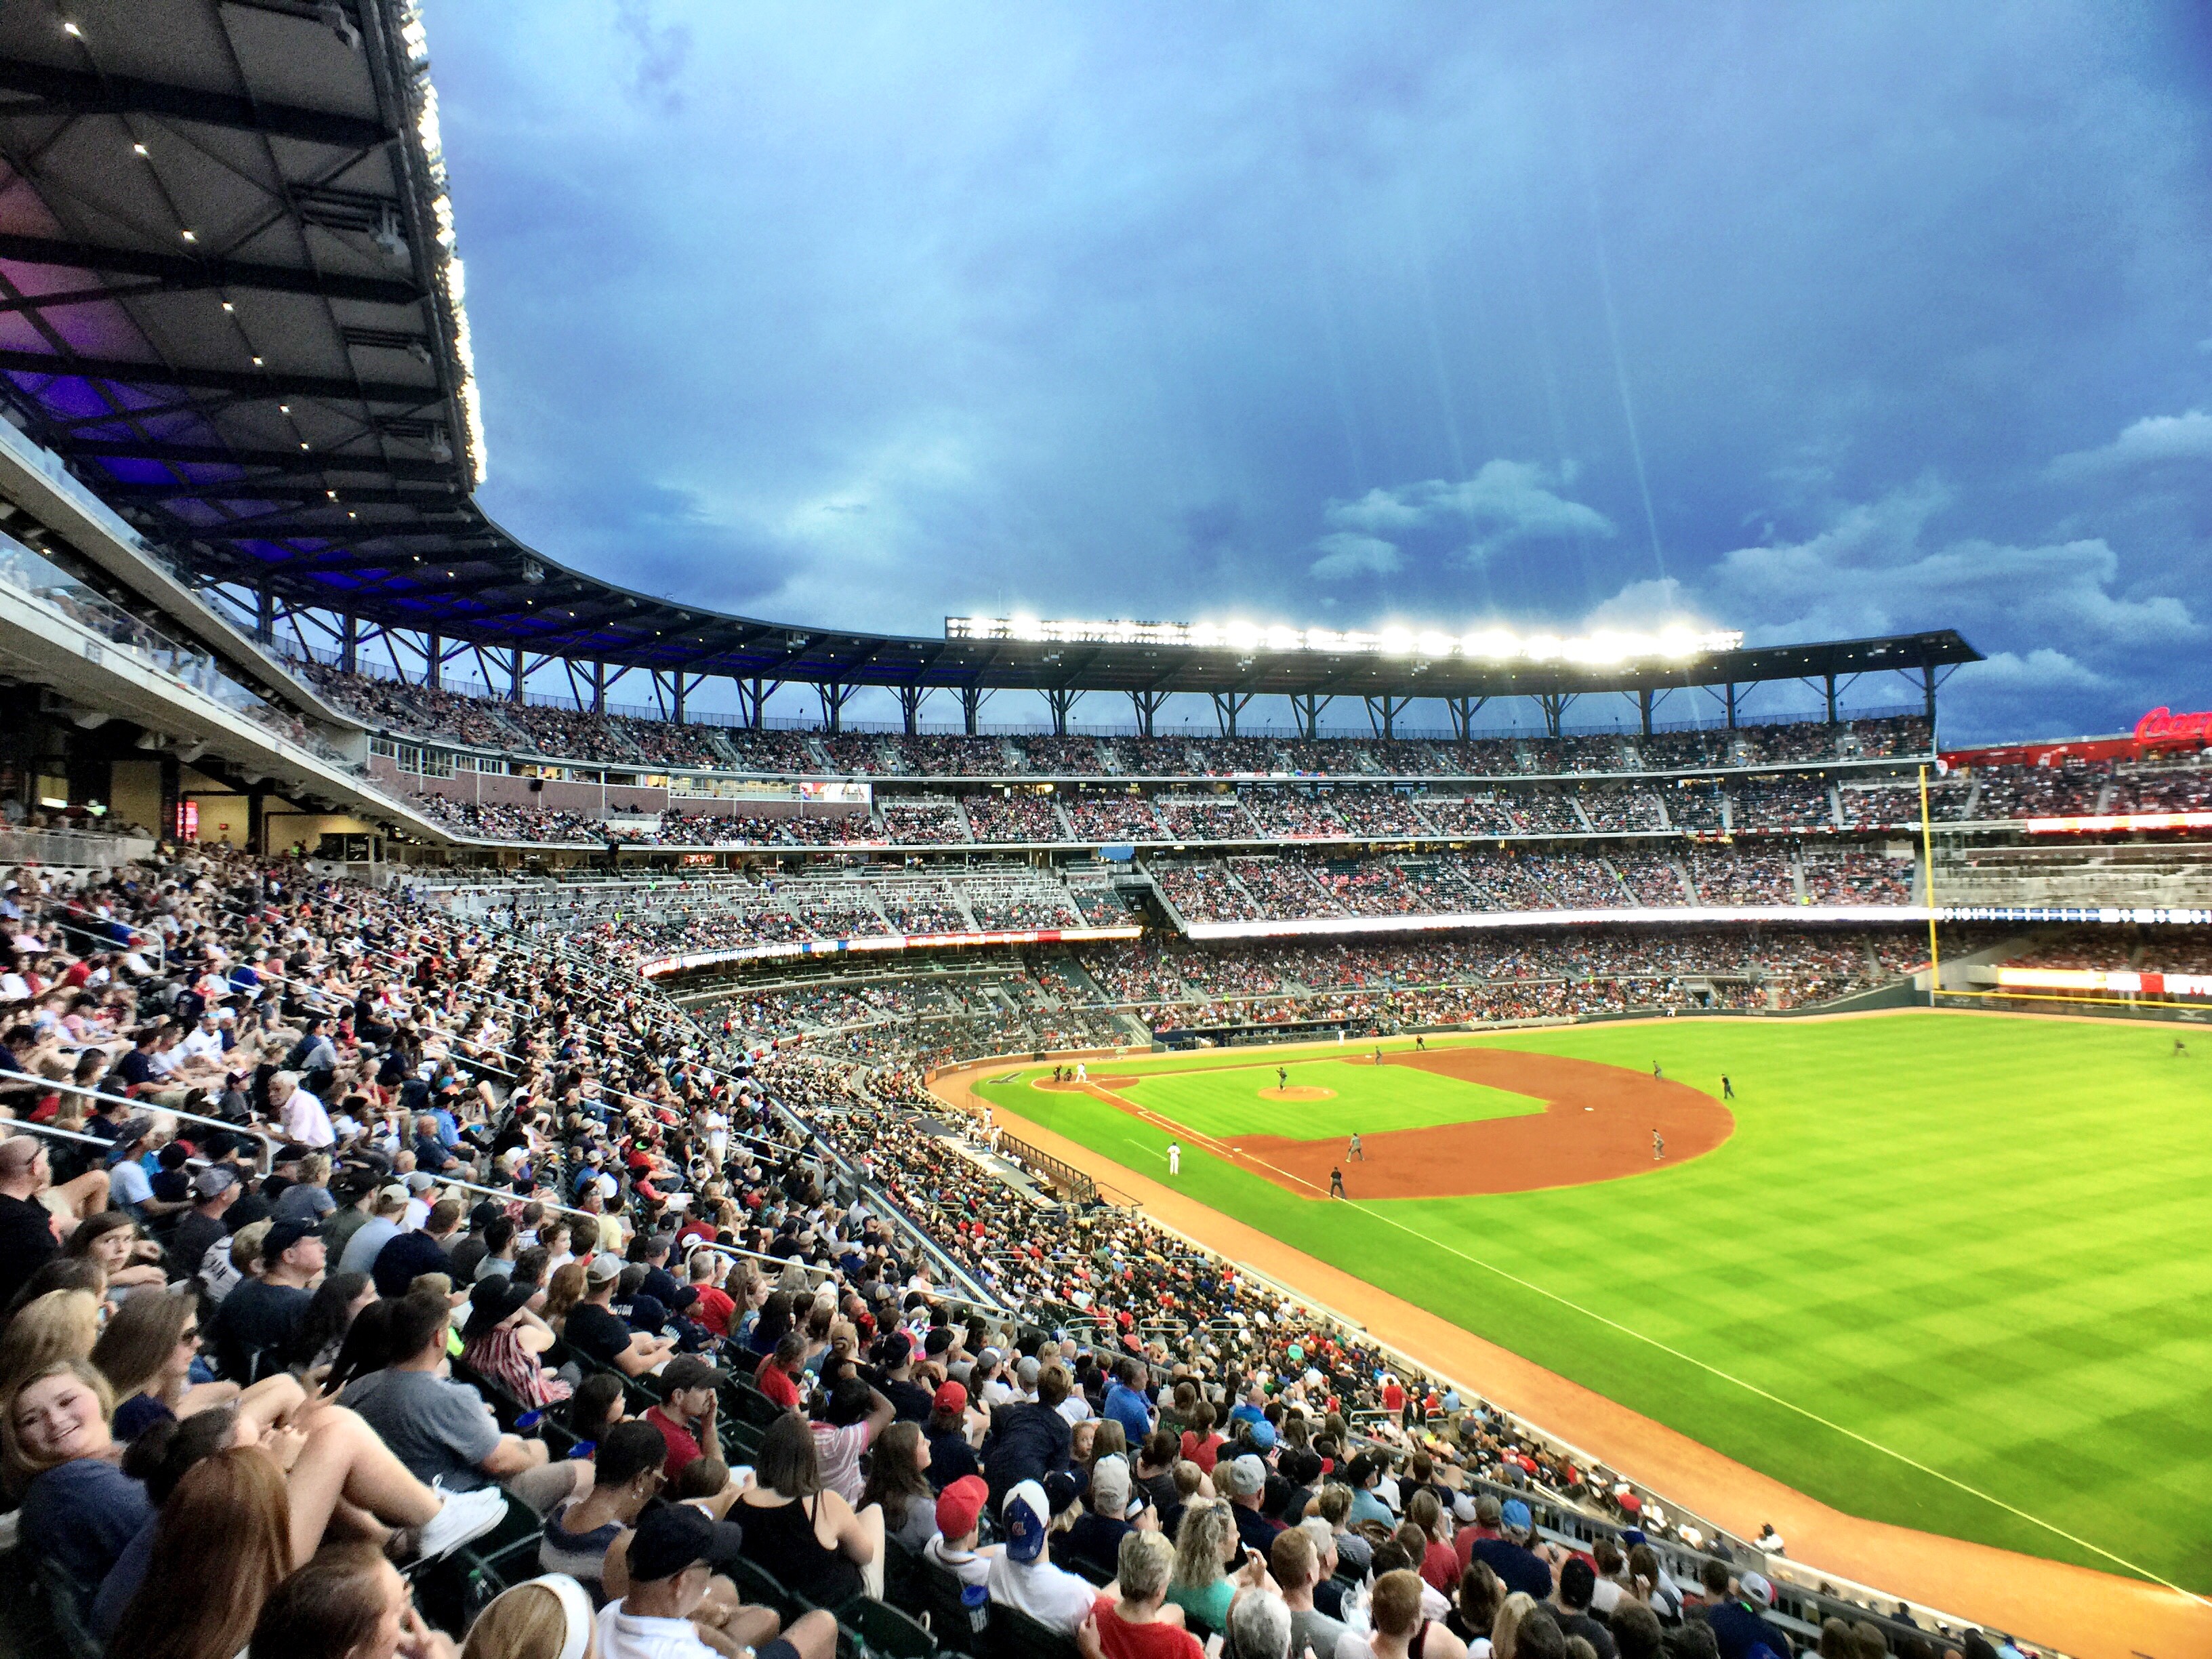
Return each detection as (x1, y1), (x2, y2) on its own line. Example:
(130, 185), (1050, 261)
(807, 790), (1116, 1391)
(180, 230), (197, 243)
(251, 356), (264, 366)
(278, 404), (289, 413)
(326, 489), (338, 499)
(131, 143), (148, 158)
(221, 302), (234, 313)
(61, 21), (82, 37)
(299, 441), (310, 451)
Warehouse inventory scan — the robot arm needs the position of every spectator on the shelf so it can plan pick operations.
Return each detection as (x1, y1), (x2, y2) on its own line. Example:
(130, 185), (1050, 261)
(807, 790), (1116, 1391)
(563, 1252), (676, 1378)
(597, 1502), (819, 1659)
(210, 1217), (323, 1382)
(735, 1412), (884, 1603)
(1271, 1523), (1365, 1659)
(1700, 1561), (1793, 1659)
(987, 1475), (1097, 1633)
(371, 1196), (461, 1298)
(1466, 1497), (1551, 1601)
(925, 1473), (998, 1586)
(644, 1354), (727, 1481)
(539, 1418), (677, 1599)
(1090, 1530), (1204, 1659)
(337, 1288), (581, 1517)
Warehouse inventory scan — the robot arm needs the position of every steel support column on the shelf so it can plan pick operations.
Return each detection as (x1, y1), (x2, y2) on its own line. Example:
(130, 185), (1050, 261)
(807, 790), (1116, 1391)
(1637, 688), (1654, 737)
(1825, 673), (1839, 726)
(1044, 687), (1082, 737)
(425, 630), (442, 691)
(1129, 689), (1168, 738)
(1446, 695), (1486, 741)
(1365, 694), (1412, 740)
(1724, 682), (1738, 730)
(819, 681), (856, 733)
(961, 687), (988, 736)
(1291, 693), (1332, 741)
(1210, 691), (1254, 737)
(897, 686), (928, 736)
(338, 611), (358, 674)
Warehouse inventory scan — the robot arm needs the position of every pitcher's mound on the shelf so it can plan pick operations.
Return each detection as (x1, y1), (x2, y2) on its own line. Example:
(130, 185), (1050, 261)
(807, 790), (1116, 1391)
(1258, 1086), (1336, 1101)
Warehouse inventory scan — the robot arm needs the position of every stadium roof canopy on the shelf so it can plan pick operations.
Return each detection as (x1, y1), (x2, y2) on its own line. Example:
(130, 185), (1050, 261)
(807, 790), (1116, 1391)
(0, 1), (1982, 724)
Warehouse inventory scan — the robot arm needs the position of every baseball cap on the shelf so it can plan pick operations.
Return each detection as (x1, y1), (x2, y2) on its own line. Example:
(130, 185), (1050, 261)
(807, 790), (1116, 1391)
(1475, 1494), (1502, 1526)
(586, 1253), (625, 1285)
(932, 1380), (967, 1416)
(1248, 1419), (1277, 1451)
(1738, 1570), (1774, 1607)
(1044, 1469), (1086, 1517)
(1090, 1454), (1133, 1519)
(1016, 1355), (1041, 1388)
(936, 1475), (987, 1541)
(626, 1502), (745, 1583)
(1002, 1479), (1050, 1563)
(110, 1115), (155, 1150)
(661, 1355), (730, 1394)
(1222, 1454), (1267, 1498)
(378, 1182), (410, 1206)
(264, 1218), (323, 1258)
(405, 1170), (435, 1193)
(192, 1166), (242, 1200)
(1500, 1498), (1532, 1534)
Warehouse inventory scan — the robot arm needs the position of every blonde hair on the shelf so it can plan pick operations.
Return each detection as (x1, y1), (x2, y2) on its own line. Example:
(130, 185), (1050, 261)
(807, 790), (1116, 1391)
(0, 1290), (100, 1392)
(230, 1218), (273, 1276)
(1492, 1591), (1538, 1659)
(1170, 1498), (1235, 1592)
(460, 1581), (578, 1659)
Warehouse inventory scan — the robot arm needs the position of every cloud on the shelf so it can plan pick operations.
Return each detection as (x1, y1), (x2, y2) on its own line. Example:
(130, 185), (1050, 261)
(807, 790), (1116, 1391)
(1955, 649), (2108, 696)
(1308, 532), (1403, 581)
(2048, 410), (2212, 479)
(1322, 462), (1614, 565)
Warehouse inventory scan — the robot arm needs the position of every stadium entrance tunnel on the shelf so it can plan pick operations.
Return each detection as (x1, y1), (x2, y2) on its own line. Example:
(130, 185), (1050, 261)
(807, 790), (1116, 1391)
(1069, 1048), (1734, 1197)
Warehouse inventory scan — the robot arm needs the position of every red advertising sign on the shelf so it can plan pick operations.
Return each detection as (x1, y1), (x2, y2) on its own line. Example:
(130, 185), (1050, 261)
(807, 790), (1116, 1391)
(2134, 707), (2212, 747)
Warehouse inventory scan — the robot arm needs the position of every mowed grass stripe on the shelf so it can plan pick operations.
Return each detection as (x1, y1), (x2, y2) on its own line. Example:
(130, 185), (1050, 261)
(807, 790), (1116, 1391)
(977, 1013), (2212, 1589)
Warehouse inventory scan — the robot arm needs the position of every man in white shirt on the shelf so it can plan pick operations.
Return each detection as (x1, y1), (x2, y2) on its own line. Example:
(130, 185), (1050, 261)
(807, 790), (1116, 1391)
(597, 1504), (829, 1659)
(985, 1479), (1095, 1634)
(270, 1070), (334, 1149)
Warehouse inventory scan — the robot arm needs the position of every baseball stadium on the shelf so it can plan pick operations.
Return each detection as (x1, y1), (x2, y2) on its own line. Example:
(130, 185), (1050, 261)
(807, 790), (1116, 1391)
(0, 7), (2200, 1659)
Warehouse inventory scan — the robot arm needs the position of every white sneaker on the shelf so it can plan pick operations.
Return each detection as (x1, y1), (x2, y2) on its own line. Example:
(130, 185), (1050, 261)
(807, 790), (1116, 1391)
(414, 1482), (510, 1559)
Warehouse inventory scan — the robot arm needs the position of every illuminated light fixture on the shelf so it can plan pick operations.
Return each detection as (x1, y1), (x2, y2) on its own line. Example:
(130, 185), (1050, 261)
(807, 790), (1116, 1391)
(278, 404), (289, 413)
(221, 302), (234, 312)
(251, 356), (264, 366)
(944, 615), (1742, 661)
(131, 143), (148, 157)
(61, 21), (82, 37)
(180, 229), (197, 243)
(299, 441), (310, 450)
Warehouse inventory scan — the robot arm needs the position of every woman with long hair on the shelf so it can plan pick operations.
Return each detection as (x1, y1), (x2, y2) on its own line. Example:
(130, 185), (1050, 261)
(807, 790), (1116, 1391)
(108, 1446), (295, 1659)
(540, 1261), (587, 1332)
(3, 1359), (150, 1584)
(857, 1419), (936, 1551)
(459, 1575), (596, 1659)
(90, 1284), (291, 1441)
(250, 1540), (458, 1659)
(0, 1287), (100, 1393)
(292, 1271), (375, 1374)
(1167, 1498), (1265, 1631)
(65, 1208), (167, 1292)
(735, 1411), (884, 1603)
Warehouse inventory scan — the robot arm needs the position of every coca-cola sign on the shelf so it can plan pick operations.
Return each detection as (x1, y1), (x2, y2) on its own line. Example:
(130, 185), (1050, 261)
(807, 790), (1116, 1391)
(2134, 707), (2212, 745)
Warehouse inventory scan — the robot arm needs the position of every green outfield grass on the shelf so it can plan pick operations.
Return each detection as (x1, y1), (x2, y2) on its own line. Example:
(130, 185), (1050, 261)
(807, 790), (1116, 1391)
(1059, 1057), (1542, 1139)
(975, 1013), (2212, 1591)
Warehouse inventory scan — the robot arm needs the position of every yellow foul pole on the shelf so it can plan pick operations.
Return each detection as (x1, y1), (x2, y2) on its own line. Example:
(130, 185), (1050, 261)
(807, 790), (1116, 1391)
(1920, 762), (1940, 1006)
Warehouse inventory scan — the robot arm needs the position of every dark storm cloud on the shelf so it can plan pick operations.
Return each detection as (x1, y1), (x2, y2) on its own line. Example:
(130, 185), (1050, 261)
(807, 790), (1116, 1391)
(434, 1), (2212, 740)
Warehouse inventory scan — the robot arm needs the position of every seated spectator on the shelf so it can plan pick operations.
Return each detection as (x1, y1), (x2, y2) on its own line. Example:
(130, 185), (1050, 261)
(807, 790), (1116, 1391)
(1227, 1589), (1295, 1659)
(1058, 1452), (1141, 1581)
(988, 1475), (1097, 1633)
(1089, 1530), (1201, 1659)
(735, 1412), (884, 1603)
(459, 1273), (572, 1410)
(926, 1377), (982, 1488)
(338, 1288), (584, 1517)
(1465, 1497), (1551, 1601)
(337, 1184), (409, 1277)
(1699, 1561), (1790, 1659)
(247, 1541), (455, 1659)
(985, 1360), (1074, 1502)
(1271, 1523), (1364, 1659)
(1368, 1567), (1469, 1659)
(566, 1254), (677, 1377)
(458, 1574), (597, 1659)
(209, 1217), (325, 1382)
(811, 1372), (894, 1505)
(859, 1418), (939, 1553)
(0, 1286), (99, 1387)
(1220, 1452), (1281, 1555)
(67, 1208), (167, 1294)
(539, 1418), (670, 1599)
(370, 1196), (461, 1299)
(104, 1444), (294, 1659)
(3, 1359), (151, 1589)
(89, 1284), (274, 1440)
(1166, 1497), (1270, 1633)
(1555, 1558), (1617, 1659)
(925, 1473), (998, 1586)
(597, 1503), (821, 1659)
(643, 1355), (726, 1481)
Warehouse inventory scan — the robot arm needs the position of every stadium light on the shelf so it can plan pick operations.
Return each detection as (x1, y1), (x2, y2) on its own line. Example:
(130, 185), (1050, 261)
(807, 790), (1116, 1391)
(943, 616), (1742, 661)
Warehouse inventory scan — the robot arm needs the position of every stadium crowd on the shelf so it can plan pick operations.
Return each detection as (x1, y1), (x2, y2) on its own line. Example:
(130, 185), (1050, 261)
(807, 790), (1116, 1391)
(0, 840), (2018, 1659)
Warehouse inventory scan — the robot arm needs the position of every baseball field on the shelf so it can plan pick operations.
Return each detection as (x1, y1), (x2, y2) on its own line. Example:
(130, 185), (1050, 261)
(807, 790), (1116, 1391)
(968, 1013), (2212, 1593)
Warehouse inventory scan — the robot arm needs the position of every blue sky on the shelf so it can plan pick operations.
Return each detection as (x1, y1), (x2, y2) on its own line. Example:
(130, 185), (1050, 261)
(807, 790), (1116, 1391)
(433, 2), (2212, 741)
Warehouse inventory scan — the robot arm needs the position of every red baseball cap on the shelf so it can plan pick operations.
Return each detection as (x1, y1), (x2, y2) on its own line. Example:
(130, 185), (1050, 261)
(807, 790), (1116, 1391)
(933, 1380), (968, 1415)
(936, 1475), (988, 1541)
